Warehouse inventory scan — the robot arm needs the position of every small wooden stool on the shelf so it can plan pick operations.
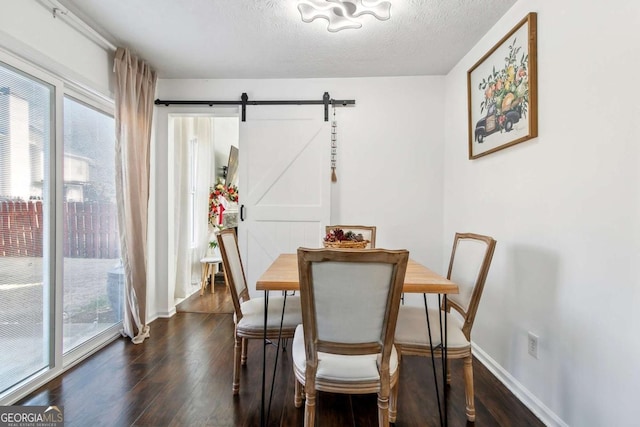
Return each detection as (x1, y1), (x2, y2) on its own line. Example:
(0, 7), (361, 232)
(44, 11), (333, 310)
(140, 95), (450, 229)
(199, 256), (222, 295)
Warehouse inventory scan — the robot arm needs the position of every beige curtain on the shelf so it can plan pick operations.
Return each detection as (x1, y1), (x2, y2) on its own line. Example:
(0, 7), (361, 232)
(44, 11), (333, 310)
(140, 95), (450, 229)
(114, 47), (157, 344)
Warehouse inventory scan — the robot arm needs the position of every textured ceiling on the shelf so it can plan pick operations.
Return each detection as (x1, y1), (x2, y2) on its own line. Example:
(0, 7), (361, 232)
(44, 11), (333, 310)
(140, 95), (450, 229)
(58, 0), (517, 79)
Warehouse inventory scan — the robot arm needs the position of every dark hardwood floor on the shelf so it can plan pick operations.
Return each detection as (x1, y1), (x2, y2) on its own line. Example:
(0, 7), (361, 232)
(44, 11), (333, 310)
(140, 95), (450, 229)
(19, 287), (544, 427)
(176, 274), (234, 314)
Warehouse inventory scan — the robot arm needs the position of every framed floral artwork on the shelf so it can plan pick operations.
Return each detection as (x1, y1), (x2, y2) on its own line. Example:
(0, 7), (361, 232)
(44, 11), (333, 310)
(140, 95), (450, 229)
(467, 12), (538, 159)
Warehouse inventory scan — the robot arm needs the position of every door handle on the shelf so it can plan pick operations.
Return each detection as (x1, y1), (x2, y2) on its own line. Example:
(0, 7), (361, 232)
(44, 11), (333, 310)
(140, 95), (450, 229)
(240, 204), (245, 221)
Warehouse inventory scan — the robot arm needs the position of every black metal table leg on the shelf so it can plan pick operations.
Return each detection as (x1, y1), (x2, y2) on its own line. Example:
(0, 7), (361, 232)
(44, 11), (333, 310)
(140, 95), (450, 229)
(425, 293), (449, 427)
(423, 294), (443, 425)
(443, 294), (448, 427)
(266, 293), (287, 424)
(261, 291), (269, 427)
(260, 290), (288, 427)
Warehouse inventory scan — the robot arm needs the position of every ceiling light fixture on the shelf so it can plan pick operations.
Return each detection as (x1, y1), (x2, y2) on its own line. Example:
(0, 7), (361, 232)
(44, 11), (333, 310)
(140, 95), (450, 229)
(297, 0), (391, 32)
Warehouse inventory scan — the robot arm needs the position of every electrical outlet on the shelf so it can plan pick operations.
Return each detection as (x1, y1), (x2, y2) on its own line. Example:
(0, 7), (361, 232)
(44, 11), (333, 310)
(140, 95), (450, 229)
(527, 332), (539, 358)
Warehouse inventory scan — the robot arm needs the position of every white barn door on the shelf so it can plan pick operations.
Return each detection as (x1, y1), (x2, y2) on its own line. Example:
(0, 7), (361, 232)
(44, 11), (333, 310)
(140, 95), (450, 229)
(238, 106), (330, 297)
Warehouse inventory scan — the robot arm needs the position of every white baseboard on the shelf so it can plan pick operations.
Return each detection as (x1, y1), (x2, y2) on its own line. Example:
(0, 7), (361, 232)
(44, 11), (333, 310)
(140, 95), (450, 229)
(471, 343), (568, 427)
(154, 307), (176, 319)
(150, 284), (201, 321)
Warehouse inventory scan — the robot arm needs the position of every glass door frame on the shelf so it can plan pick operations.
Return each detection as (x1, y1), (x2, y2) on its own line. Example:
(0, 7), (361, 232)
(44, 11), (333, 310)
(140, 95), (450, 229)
(0, 48), (122, 406)
(61, 88), (122, 365)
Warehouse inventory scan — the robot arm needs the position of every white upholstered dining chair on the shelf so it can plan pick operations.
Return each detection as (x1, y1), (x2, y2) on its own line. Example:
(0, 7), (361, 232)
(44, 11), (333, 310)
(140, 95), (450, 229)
(325, 225), (376, 248)
(393, 232), (496, 422)
(216, 228), (302, 394)
(293, 247), (408, 427)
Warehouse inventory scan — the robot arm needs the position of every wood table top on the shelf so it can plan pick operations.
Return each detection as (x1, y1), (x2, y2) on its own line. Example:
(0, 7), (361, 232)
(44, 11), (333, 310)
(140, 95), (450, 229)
(256, 253), (458, 294)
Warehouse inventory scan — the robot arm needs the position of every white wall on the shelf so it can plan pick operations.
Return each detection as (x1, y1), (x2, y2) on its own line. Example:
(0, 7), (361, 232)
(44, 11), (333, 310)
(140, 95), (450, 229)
(444, 0), (640, 425)
(153, 76), (446, 314)
(0, 0), (113, 97)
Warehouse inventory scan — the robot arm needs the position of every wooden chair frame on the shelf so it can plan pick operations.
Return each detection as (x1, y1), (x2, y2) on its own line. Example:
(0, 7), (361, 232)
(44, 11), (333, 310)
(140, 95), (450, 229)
(217, 228), (300, 394)
(294, 248), (408, 427)
(394, 232), (496, 422)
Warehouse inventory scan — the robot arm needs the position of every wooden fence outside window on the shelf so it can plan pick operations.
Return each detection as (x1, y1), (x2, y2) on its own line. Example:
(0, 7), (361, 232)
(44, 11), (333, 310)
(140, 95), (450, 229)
(0, 200), (120, 259)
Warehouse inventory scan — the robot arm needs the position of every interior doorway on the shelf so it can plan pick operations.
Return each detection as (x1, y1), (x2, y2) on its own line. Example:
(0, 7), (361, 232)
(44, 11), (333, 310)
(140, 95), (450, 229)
(168, 114), (239, 314)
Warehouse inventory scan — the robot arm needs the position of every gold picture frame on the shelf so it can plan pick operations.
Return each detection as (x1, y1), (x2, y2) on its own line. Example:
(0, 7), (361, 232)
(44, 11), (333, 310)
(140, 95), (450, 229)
(467, 12), (538, 159)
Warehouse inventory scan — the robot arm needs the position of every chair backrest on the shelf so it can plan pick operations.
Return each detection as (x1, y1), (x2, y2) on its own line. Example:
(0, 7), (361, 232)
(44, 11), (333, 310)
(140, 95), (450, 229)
(445, 232), (496, 339)
(325, 225), (377, 248)
(297, 248), (408, 362)
(217, 228), (249, 319)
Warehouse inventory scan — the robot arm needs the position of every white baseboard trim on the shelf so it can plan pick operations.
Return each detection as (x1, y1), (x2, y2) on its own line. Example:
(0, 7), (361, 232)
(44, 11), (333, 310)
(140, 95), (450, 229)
(155, 307), (176, 319)
(471, 343), (568, 427)
(150, 284), (202, 321)
(173, 285), (201, 307)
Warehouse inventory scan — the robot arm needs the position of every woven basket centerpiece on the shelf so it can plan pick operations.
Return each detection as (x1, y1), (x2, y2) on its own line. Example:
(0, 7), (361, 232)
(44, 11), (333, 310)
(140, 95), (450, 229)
(323, 228), (369, 249)
(323, 240), (369, 248)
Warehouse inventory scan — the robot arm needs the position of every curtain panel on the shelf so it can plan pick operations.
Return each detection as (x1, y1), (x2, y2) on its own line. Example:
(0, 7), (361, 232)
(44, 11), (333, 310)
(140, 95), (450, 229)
(114, 47), (157, 344)
(172, 117), (215, 299)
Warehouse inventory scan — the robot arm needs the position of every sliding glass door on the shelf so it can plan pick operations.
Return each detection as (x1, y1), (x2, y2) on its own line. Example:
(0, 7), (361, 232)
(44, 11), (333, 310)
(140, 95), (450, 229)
(0, 61), (54, 395)
(62, 96), (121, 353)
(0, 55), (121, 401)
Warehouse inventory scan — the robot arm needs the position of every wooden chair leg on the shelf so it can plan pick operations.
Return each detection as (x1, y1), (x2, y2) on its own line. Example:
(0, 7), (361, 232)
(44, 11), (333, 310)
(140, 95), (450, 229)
(232, 333), (241, 394)
(390, 379), (399, 422)
(199, 262), (208, 295)
(390, 358), (400, 423)
(377, 393), (390, 427)
(463, 355), (476, 421)
(304, 390), (316, 427)
(294, 378), (304, 408)
(447, 357), (452, 384)
(241, 337), (248, 365)
(208, 263), (215, 293)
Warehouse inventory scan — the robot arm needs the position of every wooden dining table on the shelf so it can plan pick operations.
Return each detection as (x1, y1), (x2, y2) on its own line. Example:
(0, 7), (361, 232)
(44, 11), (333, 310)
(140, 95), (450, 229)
(255, 253), (459, 427)
(256, 253), (459, 294)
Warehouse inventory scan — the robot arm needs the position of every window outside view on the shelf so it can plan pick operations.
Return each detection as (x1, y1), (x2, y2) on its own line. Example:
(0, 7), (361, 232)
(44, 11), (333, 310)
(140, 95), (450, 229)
(0, 61), (122, 395)
(62, 96), (121, 352)
(0, 62), (52, 394)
